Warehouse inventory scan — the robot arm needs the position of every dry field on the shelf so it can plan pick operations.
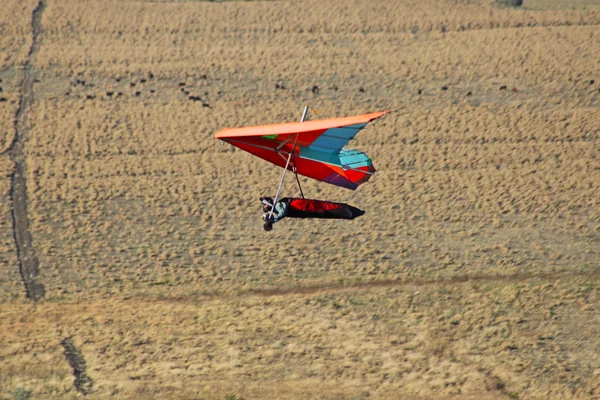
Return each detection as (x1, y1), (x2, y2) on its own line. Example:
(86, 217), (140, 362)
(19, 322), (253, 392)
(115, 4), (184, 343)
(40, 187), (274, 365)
(1, 0), (599, 399)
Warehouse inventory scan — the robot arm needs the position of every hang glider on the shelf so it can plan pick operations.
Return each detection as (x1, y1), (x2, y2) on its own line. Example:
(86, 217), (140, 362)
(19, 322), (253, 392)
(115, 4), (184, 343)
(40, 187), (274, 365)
(215, 109), (390, 190)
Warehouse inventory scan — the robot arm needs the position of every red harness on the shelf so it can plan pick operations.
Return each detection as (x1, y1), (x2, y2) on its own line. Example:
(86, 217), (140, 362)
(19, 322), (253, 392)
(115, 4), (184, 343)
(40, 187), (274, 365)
(288, 198), (344, 213)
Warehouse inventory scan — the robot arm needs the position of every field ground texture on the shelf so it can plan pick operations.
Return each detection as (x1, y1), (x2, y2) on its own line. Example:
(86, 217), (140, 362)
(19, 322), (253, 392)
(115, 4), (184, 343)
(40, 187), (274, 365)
(0, 0), (599, 399)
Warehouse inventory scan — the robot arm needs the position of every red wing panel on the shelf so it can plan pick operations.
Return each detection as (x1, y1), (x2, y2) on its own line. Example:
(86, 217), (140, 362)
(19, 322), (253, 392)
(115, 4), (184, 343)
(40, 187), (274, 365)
(226, 138), (352, 183)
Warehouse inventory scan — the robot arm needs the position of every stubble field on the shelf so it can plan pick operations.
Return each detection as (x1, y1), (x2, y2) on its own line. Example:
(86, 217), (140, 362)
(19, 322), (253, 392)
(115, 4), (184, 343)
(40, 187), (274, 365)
(1, 0), (599, 399)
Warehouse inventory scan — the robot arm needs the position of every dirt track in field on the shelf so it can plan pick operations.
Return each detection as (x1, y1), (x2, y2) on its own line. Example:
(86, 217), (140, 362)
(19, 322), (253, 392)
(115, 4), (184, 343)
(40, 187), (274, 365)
(243, 268), (600, 298)
(60, 336), (94, 395)
(0, 0), (599, 399)
(9, 0), (46, 301)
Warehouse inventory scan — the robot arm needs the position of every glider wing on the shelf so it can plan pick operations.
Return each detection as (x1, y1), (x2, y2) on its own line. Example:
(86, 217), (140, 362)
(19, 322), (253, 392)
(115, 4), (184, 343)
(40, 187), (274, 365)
(215, 110), (390, 190)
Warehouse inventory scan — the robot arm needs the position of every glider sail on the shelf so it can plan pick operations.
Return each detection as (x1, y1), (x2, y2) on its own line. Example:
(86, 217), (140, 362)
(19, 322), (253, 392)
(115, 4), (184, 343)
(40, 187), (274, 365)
(215, 110), (390, 190)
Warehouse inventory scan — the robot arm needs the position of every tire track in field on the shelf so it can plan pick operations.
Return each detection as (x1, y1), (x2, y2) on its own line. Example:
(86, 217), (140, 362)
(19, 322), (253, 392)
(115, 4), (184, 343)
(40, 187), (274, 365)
(244, 269), (600, 297)
(60, 337), (94, 396)
(10, 0), (47, 301)
(145, 268), (600, 304)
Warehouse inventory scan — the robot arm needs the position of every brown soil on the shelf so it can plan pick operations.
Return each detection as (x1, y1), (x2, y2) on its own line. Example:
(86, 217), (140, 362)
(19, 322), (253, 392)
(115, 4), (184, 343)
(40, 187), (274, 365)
(0, 0), (598, 399)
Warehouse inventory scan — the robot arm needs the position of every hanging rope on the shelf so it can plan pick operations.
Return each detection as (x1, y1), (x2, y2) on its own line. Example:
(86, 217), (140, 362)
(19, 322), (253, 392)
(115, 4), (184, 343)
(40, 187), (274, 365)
(293, 166), (305, 199)
(290, 147), (305, 199)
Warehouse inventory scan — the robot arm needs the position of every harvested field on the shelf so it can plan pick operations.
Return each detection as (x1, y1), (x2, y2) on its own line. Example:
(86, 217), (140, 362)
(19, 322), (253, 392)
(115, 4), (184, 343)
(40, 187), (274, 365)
(0, 0), (599, 399)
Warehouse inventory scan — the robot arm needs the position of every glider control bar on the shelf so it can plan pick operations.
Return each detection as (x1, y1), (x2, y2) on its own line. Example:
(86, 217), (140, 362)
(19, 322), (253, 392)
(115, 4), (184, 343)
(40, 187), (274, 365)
(268, 106), (309, 219)
(268, 138), (295, 220)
